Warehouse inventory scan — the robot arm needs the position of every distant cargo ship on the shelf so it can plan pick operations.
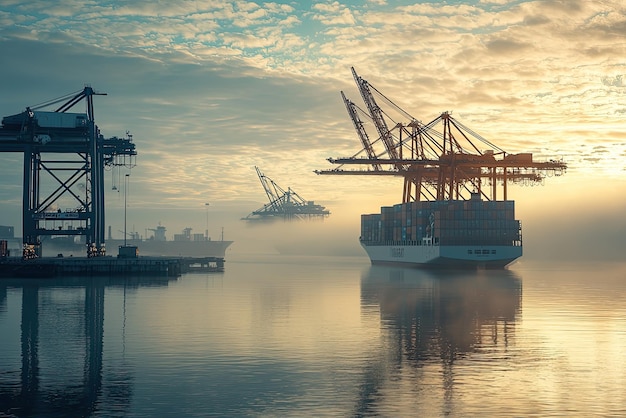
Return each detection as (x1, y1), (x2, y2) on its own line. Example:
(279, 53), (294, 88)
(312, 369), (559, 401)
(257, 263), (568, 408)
(360, 194), (522, 269)
(43, 225), (233, 258)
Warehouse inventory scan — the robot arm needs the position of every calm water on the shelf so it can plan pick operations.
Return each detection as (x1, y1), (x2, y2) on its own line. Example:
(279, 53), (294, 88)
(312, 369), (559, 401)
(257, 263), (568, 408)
(1, 255), (625, 417)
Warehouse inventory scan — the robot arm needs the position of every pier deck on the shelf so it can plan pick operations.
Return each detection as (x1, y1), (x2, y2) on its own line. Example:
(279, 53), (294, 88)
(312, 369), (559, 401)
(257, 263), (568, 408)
(0, 255), (225, 278)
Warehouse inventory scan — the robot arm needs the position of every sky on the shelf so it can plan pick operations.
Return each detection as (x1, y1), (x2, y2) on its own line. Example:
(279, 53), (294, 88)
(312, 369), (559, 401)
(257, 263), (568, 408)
(0, 0), (625, 261)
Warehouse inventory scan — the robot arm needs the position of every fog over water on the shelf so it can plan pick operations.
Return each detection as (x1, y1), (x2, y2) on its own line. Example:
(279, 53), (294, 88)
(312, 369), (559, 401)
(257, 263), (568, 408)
(515, 178), (626, 263)
(1, 168), (624, 264)
(207, 176), (626, 264)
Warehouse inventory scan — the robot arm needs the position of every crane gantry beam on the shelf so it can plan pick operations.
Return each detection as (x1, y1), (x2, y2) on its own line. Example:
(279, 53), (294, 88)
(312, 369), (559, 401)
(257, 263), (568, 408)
(316, 70), (567, 203)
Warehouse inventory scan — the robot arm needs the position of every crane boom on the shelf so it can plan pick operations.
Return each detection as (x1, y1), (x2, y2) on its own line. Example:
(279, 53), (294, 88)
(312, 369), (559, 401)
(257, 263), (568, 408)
(341, 91), (381, 170)
(351, 67), (400, 161)
(256, 166), (282, 211)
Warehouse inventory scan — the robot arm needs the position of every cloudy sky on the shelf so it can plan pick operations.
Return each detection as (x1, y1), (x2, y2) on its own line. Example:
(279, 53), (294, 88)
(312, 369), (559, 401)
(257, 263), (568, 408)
(0, 0), (625, 260)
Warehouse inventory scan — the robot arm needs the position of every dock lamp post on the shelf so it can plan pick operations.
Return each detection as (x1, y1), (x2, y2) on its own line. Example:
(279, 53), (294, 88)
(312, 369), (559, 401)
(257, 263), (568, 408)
(124, 174), (130, 246)
(205, 203), (210, 240)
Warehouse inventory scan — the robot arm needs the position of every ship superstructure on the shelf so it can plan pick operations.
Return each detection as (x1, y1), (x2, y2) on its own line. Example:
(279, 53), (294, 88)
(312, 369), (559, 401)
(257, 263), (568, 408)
(43, 225), (233, 258)
(317, 68), (566, 268)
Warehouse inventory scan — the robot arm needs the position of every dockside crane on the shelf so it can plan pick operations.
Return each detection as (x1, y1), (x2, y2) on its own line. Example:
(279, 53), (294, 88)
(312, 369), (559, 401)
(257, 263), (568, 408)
(341, 91), (381, 171)
(0, 86), (136, 258)
(352, 67), (401, 162)
(316, 69), (567, 203)
(242, 166), (330, 221)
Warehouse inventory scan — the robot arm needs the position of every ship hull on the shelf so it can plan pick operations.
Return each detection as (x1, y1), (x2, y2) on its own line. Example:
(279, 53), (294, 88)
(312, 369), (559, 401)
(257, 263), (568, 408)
(361, 242), (522, 269)
(360, 196), (523, 270)
(110, 240), (233, 258)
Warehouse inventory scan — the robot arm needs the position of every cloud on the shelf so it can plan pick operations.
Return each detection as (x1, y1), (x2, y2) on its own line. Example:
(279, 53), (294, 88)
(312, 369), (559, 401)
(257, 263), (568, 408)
(601, 75), (626, 87)
(311, 2), (357, 25)
(1, 0), (625, 247)
(484, 37), (532, 54)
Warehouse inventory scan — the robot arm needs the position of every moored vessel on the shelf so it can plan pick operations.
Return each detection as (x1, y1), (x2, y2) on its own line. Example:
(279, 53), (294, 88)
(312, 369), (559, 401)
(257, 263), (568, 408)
(42, 225), (233, 258)
(360, 194), (522, 269)
(316, 68), (566, 269)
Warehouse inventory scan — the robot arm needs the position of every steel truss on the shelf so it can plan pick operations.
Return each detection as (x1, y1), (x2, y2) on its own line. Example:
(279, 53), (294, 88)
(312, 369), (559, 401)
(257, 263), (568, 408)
(316, 68), (567, 203)
(0, 87), (136, 258)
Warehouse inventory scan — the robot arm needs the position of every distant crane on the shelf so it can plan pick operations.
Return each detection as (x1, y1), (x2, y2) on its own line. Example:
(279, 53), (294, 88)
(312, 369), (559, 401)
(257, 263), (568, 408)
(242, 166), (330, 221)
(316, 67), (567, 202)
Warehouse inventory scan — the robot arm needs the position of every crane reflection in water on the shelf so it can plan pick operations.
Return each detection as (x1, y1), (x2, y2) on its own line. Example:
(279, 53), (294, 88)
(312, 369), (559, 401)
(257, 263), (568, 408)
(0, 276), (174, 416)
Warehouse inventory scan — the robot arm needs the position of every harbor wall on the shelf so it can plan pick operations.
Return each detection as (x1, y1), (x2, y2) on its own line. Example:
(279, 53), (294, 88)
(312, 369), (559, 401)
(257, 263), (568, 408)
(0, 256), (225, 278)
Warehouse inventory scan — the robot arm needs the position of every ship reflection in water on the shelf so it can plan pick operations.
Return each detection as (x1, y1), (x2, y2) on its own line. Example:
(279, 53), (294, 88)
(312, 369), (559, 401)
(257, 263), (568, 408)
(361, 266), (522, 355)
(0, 276), (176, 417)
(358, 266), (522, 416)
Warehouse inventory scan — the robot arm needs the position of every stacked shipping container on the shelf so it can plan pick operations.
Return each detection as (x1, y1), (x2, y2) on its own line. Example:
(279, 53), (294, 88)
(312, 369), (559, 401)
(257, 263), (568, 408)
(361, 196), (521, 247)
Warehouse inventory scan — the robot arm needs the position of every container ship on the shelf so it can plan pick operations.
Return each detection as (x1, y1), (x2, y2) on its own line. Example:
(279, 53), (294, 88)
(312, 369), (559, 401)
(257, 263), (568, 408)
(360, 194), (521, 269)
(316, 68), (566, 269)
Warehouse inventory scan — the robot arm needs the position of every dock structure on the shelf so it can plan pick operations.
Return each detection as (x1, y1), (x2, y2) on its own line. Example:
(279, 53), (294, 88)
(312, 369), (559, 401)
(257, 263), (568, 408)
(0, 255), (225, 278)
(0, 90), (232, 276)
(0, 87), (137, 259)
(177, 257), (225, 273)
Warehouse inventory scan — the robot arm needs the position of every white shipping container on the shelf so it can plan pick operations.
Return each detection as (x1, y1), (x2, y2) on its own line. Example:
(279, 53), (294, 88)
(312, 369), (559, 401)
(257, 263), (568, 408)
(34, 111), (88, 128)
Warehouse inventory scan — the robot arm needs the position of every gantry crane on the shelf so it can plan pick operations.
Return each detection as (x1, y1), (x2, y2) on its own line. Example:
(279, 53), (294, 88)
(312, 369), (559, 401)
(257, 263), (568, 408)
(0, 86), (136, 258)
(242, 166), (330, 221)
(316, 68), (567, 202)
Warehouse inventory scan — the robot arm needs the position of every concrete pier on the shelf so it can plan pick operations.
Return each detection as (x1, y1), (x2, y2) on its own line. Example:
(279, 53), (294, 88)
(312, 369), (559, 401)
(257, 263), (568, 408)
(0, 255), (225, 278)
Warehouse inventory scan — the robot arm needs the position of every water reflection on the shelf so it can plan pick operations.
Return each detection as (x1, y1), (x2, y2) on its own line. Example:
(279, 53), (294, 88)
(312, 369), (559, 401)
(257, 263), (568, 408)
(0, 276), (175, 417)
(359, 266), (522, 416)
